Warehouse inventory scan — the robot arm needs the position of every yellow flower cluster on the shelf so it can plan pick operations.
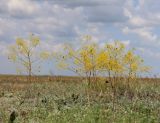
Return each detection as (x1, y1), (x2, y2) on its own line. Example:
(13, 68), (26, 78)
(40, 51), (50, 59)
(31, 37), (40, 47)
(16, 38), (26, 47)
(58, 35), (149, 79)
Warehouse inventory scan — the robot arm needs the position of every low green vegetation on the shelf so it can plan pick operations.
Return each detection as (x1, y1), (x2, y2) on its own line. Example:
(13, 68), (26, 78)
(0, 78), (159, 123)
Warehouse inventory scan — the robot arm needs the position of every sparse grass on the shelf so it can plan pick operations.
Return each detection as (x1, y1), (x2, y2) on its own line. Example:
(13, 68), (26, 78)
(0, 76), (159, 123)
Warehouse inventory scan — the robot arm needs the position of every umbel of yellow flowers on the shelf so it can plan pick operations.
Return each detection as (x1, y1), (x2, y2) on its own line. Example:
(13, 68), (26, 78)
(8, 34), (50, 82)
(57, 35), (150, 85)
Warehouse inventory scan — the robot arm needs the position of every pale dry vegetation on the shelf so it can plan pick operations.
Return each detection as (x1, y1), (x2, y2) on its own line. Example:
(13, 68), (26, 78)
(0, 76), (159, 123)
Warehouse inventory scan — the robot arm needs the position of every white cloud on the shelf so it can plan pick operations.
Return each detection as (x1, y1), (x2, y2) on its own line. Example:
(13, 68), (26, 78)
(0, 41), (9, 56)
(121, 40), (130, 47)
(129, 16), (149, 27)
(122, 26), (157, 42)
(40, 41), (64, 53)
(7, 0), (38, 14)
(122, 0), (160, 46)
(137, 47), (160, 59)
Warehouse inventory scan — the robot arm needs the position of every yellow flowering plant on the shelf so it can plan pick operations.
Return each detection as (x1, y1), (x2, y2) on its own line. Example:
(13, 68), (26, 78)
(56, 36), (101, 86)
(123, 49), (150, 87)
(56, 37), (150, 87)
(8, 34), (49, 82)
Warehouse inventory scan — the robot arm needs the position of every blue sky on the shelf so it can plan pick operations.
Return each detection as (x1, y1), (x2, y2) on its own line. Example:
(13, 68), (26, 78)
(0, 0), (160, 76)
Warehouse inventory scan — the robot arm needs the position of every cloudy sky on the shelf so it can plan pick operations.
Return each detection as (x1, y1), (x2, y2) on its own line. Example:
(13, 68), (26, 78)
(0, 0), (160, 76)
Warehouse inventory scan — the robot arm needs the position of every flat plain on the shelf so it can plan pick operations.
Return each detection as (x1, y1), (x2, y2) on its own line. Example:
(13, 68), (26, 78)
(0, 75), (159, 123)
